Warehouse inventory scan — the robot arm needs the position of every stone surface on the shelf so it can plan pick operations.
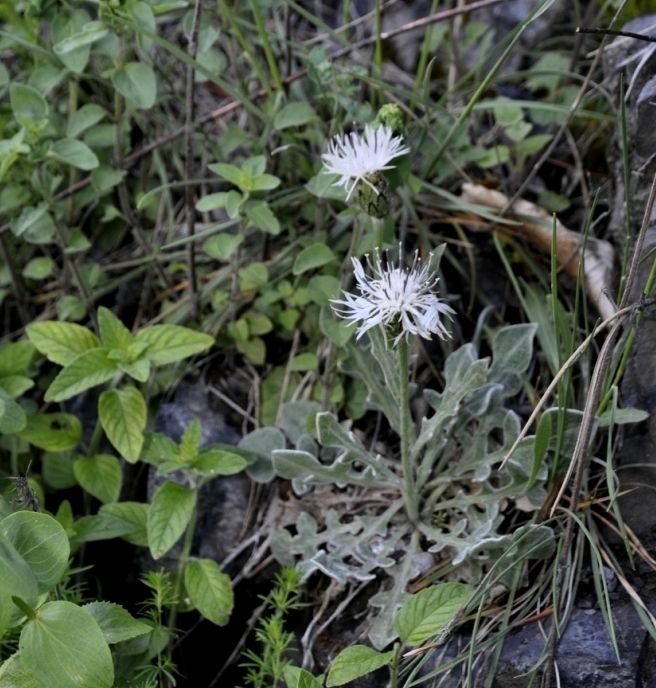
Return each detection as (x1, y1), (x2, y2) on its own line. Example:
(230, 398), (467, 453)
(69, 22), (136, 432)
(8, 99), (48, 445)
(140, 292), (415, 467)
(495, 605), (646, 688)
(145, 382), (249, 574)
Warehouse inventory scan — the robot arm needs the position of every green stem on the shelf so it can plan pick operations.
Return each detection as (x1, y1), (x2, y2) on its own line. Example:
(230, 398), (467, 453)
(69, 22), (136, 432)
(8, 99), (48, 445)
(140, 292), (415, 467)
(372, 216), (384, 253)
(397, 338), (418, 523)
(168, 496), (198, 635)
(87, 417), (104, 458)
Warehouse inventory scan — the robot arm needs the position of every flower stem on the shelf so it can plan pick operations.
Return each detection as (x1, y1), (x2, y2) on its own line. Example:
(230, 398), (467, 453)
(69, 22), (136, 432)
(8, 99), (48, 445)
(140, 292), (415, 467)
(372, 216), (384, 253)
(397, 338), (418, 523)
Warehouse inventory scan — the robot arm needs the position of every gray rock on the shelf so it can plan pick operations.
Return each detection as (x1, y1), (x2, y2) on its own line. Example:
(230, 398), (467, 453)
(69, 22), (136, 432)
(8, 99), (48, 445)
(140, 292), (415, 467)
(495, 605), (646, 688)
(145, 383), (249, 573)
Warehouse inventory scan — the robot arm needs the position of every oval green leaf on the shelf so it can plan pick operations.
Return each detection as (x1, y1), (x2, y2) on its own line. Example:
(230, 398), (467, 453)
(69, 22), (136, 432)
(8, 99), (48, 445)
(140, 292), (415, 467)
(293, 244), (336, 275)
(98, 387), (146, 463)
(273, 102), (318, 130)
(47, 139), (99, 171)
(326, 645), (394, 687)
(112, 62), (157, 109)
(135, 324), (214, 366)
(82, 601), (151, 644)
(395, 583), (472, 646)
(147, 482), (197, 559)
(20, 601), (114, 688)
(184, 558), (233, 626)
(19, 413), (82, 452)
(45, 349), (118, 403)
(26, 322), (101, 366)
(0, 534), (38, 603)
(0, 512), (69, 594)
(73, 455), (122, 503)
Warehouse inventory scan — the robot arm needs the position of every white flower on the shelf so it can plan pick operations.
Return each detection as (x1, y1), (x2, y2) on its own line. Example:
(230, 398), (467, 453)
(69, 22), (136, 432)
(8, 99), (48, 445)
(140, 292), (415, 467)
(321, 124), (410, 200)
(332, 252), (455, 345)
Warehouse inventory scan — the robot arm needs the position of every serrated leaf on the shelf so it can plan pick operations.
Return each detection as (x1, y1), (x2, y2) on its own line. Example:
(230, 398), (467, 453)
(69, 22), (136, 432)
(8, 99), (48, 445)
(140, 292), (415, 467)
(26, 322), (101, 366)
(0, 340), (35, 377)
(135, 324), (214, 366)
(20, 601), (114, 688)
(283, 666), (323, 688)
(326, 645), (394, 686)
(147, 482), (197, 559)
(179, 418), (201, 463)
(184, 558), (233, 625)
(395, 583), (472, 646)
(191, 448), (246, 477)
(45, 349), (118, 403)
(73, 455), (122, 503)
(98, 387), (146, 463)
(19, 413), (81, 452)
(98, 502), (148, 546)
(0, 389), (27, 434)
(82, 602), (151, 644)
(0, 512), (69, 594)
(98, 306), (133, 351)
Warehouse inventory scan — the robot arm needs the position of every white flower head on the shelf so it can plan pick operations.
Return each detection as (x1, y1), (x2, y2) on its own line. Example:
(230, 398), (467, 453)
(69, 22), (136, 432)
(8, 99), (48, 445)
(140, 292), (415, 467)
(332, 251), (455, 345)
(321, 124), (410, 201)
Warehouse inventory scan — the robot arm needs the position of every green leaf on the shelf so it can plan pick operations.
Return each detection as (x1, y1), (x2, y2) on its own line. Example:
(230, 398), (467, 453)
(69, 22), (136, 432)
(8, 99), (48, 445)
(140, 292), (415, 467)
(66, 104), (106, 138)
(208, 162), (242, 186)
(184, 558), (233, 625)
(273, 102), (318, 130)
(97, 306), (132, 351)
(135, 324), (214, 366)
(147, 482), (197, 559)
(287, 353), (318, 372)
(112, 62), (157, 109)
(598, 407), (650, 427)
(307, 275), (341, 306)
(196, 192), (228, 212)
(0, 388), (27, 434)
(47, 139), (99, 171)
(238, 427), (285, 483)
(23, 257), (55, 280)
(283, 666), (324, 688)
(51, 11), (93, 73)
(179, 418), (201, 463)
(82, 602), (151, 644)
(191, 449), (246, 477)
(0, 340), (35, 377)
(140, 432), (179, 464)
(326, 645), (394, 686)
(44, 349), (118, 403)
(73, 455), (122, 503)
(52, 20), (107, 54)
(236, 336), (265, 365)
(0, 653), (47, 688)
(0, 375), (33, 398)
(10, 84), (48, 129)
(245, 200), (280, 235)
(19, 413), (82, 452)
(26, 322), (101, 367)
(293, 244), (336, 275)
(395, 583), (472, 646)
(42, 452), (77, 490)
(98, 387), (146, 463)
(20, 601), (114, 688)
(238, 262), (268, 292)
(0, 533), (38, 603)
(250, 174), (281, 191)
(95, 502), (148, 546)
(202, 233), (243, 261)
(0, 512), (69, 594)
